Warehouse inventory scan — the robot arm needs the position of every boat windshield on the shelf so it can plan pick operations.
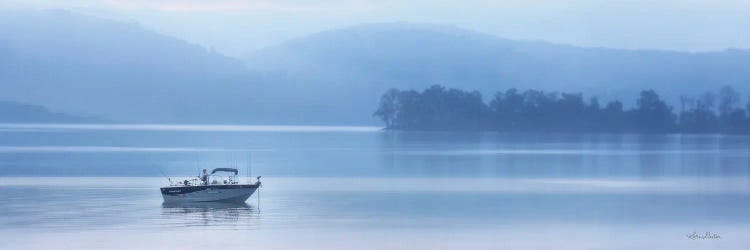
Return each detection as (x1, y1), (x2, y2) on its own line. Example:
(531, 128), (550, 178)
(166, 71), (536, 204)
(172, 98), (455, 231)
(208, 172), (239, 185)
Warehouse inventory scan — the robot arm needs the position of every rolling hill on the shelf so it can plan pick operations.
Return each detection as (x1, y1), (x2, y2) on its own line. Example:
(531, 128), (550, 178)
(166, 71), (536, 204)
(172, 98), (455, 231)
(246, 23), (750, 106)
(3, 12), (749, 125)
(0, 100), (104, 123)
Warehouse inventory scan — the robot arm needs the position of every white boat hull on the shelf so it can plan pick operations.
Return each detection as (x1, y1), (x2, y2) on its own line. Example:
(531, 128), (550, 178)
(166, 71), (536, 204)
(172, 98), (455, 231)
(161, 184), (259, 203)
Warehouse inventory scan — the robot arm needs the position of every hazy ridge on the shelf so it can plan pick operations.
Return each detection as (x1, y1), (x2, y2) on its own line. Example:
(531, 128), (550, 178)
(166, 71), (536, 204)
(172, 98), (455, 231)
(247, 22), (750, 105)
(3, 11), (750, 125)
(0, 100), (104, 123)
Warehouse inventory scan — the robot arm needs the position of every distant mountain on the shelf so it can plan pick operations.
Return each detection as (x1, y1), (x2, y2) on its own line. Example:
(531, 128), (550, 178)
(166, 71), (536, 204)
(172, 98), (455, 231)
(247, 23), (750, 106)
(3, 14), (749, 125)
(0, 10), (386, 124)
(0, 10), (262, 123)
(0, 100), (104, 123)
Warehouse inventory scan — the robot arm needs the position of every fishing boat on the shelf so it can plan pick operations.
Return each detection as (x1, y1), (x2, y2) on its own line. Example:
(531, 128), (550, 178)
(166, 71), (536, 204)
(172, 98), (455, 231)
(161, 168), (261, 203)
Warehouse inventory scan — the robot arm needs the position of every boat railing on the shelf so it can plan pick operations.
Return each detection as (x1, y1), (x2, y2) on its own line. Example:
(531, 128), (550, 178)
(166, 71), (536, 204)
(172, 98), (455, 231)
(168, 178), (202, 187)
(168, 175), (244, 187)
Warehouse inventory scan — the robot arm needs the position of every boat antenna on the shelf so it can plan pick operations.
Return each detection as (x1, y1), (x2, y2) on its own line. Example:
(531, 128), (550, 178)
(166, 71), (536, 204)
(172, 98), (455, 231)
(195, 153), (200, 178)
(247, 151), (253, 184)
(228, 153), (232, 168)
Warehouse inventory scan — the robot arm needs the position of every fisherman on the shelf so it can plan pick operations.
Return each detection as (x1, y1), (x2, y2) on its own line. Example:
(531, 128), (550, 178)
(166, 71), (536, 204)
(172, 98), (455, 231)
(201, 169), (209, 185)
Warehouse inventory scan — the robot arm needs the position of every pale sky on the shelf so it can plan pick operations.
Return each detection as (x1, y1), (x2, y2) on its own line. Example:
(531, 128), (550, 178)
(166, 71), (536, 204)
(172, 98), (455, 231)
(2, 0), (750, 57)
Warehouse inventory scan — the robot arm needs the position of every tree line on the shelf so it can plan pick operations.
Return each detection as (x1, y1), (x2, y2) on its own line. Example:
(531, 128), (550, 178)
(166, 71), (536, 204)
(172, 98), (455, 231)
(374, 85), (750, 134)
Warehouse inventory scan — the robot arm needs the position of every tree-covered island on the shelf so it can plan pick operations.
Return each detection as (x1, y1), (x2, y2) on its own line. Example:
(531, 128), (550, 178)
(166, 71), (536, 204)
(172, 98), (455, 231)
(374, 85), (750, 134)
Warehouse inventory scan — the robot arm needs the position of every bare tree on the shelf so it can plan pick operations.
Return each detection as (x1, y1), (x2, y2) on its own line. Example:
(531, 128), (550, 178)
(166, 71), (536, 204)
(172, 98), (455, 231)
(718, 85), (740, 117)
(697, 91), (715, 111)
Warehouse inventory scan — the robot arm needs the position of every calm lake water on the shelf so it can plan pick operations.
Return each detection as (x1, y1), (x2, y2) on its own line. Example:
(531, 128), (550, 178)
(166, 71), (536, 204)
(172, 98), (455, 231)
(1, 124), (749, 249)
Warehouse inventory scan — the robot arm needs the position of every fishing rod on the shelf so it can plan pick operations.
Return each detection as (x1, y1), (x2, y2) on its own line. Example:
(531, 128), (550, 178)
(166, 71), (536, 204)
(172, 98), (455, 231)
(157, 168), (172, 185)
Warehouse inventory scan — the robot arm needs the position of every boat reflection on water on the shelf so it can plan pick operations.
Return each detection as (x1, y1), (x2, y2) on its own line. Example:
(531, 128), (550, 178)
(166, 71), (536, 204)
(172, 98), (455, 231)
(161, 202), (259, 227)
